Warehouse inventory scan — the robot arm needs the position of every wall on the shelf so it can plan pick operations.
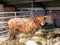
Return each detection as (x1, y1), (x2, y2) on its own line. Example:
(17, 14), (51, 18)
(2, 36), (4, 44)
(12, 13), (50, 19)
(0, 4), (15, 21)
(0, 4), (5, 21)
(51, 10), (60, 27)
(3, 5), (15, 21)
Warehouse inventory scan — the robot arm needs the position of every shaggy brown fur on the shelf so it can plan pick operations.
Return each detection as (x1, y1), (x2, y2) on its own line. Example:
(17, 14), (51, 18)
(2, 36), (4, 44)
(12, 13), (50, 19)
(8, 16), (45, 39)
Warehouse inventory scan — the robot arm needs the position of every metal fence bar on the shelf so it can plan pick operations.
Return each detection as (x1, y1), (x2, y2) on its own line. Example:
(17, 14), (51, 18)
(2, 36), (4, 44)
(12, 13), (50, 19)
(0, 15), (30, 19)
(0, 11), (30, 14)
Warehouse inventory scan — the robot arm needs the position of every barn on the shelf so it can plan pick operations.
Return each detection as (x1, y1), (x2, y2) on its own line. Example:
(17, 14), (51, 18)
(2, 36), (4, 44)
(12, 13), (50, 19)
(0, 0), (60, 45)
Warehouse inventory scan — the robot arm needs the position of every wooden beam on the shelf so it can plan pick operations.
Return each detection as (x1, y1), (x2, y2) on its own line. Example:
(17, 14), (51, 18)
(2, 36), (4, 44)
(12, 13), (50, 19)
(7, 0), (54, 5)
(35, 0), (54, 2)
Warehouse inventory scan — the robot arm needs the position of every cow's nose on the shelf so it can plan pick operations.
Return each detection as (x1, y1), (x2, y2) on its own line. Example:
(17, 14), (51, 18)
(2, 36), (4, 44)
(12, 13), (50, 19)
(41, 23), (44, 26)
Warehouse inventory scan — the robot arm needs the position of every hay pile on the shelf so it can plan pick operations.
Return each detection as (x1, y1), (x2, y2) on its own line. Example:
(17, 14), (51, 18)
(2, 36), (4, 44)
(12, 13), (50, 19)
(0, 28), (60, 45)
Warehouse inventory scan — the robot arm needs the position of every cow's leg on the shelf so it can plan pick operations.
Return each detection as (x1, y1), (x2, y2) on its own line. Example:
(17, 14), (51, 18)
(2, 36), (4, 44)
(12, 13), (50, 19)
(10, 29), (16, 39)
(31, 29), (37, 34)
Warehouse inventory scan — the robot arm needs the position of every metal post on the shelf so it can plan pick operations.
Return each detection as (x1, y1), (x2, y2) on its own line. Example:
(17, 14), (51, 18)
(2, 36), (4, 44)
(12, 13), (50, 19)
(30, 0), (34, 17)
(15, 12), (16, 18)
(49, 10), (51, 16)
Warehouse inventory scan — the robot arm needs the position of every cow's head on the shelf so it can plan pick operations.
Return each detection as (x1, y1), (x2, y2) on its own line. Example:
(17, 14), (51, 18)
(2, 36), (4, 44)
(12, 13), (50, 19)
(37, 16), (45, 26)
